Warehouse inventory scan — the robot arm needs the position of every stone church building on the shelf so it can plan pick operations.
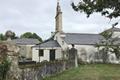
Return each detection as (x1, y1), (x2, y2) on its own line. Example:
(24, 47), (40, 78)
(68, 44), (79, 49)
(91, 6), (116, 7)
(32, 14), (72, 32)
(32, 1), (120, 63)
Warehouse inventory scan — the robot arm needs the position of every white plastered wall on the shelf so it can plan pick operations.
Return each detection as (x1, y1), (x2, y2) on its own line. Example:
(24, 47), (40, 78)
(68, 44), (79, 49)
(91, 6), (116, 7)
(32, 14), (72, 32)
(32, 47), (62, 62)
(68, 44), (97, 62)
(26, 45), (34, 59)
(19, 45), (26, 58)
(112, 32), (120, 38)
(55, 49), (62, 60)
(32, 47), (49, 62)
(19, 45), (34, 59)
(54, 32), (68, 50)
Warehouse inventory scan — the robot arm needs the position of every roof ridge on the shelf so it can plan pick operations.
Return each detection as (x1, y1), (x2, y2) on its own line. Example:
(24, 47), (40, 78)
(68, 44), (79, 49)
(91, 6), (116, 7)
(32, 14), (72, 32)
(65, 33), (99, 35)
(33, 39), (60, 48)
(38, 36), (54, 45)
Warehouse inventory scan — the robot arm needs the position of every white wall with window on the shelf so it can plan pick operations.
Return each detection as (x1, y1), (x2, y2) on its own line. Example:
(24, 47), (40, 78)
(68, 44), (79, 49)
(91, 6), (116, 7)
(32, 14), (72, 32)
(32, 47), (62, 62)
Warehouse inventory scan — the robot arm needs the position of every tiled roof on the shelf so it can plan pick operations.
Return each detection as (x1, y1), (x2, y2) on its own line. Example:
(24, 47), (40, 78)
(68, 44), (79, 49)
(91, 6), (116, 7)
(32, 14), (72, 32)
(12, 38), (40, 45)
(62, 33), (103, 45)
(33, 39), (60, 48)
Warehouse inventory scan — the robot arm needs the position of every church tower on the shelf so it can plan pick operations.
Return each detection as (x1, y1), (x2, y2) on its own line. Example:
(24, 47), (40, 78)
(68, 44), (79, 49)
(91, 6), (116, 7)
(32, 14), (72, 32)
(55, 0), (63, 32)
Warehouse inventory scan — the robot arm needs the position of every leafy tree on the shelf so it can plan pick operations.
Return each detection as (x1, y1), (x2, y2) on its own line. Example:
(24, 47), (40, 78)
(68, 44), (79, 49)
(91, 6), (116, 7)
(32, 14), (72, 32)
(101, 30), (120, 60)
(20, 32), (33, 38)
(95, 30), (120, 63)
(72, 0), (120, 19)
(11, 32), (18, 39)
(110, 45), (120, 60)
(96, 31), (113, 63)
(20, 32), (42, 42)
(32, 33), (42, 42)
(0, 34), (6, 41)
(71, 1), (120, 29)
(0, 31), (18, 41)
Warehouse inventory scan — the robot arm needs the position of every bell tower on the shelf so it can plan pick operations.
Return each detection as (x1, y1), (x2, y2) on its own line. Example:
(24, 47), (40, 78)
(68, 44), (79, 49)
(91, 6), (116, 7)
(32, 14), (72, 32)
(55, 0), (63, 32)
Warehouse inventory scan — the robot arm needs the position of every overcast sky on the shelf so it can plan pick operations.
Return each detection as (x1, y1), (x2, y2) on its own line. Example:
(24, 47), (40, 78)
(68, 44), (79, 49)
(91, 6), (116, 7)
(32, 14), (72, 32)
(0, 0), (120, 40)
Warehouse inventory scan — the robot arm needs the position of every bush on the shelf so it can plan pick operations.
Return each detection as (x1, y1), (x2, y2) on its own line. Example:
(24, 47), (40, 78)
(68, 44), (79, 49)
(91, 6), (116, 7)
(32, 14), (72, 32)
(0, 59), (11, 80)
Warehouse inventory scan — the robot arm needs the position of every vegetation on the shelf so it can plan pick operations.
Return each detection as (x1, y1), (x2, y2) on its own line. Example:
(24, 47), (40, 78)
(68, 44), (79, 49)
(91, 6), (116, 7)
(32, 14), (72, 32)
(0, 31), (43, 42)
(20, 32), (42, 42)
(72, 0), (120, 19)
(0, 33), (6, 41)
(96, 31), (113, 63)
(44, 64), (120, 80)
(71, 0), (120, 62)
(0, 31), (18, 41)
(0, 59), (11, 80)
(95, 30), (120, 63)
(0, 45), (11, 80)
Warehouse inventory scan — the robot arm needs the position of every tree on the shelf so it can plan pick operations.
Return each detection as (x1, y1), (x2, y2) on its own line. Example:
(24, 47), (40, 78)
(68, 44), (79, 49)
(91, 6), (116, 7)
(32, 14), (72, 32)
(20, 32), (33, 38)
(20, 32), (42, 42)
(0, 34), (6, 41)
(95, 31), (113, 63)
(110, 45), (120, 60)
(32, 33), (42, 42)
(0, 31), (18, 41)
(5, 31), (18, 40)
(95, 30), (120, 63)
(11, 32), (18, 39)
(72, 0), (120, 19)
(101, 30), (120, 60)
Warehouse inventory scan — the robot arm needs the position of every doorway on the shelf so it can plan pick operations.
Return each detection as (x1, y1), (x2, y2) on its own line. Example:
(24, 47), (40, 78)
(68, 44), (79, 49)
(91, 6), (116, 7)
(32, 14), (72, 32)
(50, 50), (55, 61)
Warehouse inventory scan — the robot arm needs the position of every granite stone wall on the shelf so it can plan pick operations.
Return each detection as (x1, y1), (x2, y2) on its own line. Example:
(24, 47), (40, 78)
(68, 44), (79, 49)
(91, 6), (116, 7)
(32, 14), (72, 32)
(19, 60), (75, 80)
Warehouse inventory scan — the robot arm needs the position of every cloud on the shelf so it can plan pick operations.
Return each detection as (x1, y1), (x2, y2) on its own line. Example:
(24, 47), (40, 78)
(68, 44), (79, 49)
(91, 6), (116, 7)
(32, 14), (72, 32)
(0, 0), (120, 40)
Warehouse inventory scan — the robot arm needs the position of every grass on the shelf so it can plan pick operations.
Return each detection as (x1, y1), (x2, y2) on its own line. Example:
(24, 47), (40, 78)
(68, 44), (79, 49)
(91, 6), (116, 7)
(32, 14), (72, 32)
(44, 64), (120, 80)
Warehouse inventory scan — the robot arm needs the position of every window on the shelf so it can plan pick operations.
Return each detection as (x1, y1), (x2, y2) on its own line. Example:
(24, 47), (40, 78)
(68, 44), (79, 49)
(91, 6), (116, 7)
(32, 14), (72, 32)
(39, 49), (44, 56)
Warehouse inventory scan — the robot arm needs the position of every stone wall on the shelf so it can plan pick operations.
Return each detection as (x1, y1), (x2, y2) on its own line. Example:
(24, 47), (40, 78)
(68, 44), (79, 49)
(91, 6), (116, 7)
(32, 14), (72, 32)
(19, 60), (75, 80)
(0, 41), (21, 80)
(0, 41), (75, 80)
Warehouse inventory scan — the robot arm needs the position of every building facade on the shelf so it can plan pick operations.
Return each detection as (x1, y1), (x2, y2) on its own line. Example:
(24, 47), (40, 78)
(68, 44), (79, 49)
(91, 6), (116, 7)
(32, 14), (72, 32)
(12, 38), (40, 60)
(32, 1), (120, 63)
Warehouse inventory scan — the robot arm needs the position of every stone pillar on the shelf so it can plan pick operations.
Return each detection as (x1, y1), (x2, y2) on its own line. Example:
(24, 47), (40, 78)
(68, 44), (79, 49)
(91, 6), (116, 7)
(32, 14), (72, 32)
(68, 44), (78, 68)
(1, 41), (21, 80)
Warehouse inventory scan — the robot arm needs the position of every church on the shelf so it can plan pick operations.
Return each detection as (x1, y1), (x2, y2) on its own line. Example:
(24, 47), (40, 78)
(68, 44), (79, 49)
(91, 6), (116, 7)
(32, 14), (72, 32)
(32, 1), (120, 63)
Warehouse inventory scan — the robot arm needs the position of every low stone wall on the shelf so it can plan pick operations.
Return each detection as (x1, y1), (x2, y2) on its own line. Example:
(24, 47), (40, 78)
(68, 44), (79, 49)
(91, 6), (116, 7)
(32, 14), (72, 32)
(19, 60), (75, 80)
(0, 41), (75, 80)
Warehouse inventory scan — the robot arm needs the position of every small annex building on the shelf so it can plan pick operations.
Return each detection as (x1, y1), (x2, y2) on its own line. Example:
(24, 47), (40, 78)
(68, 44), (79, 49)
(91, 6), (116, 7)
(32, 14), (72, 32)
(12, 38), (40, 60)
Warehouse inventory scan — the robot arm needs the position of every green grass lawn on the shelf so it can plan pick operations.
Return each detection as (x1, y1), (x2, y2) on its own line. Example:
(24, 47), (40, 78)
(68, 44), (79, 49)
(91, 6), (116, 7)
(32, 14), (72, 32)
(44, 64), (120, 80)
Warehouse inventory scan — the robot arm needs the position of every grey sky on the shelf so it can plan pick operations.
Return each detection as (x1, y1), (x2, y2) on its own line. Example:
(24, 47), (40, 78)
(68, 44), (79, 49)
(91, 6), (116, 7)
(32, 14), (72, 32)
(0, 0), (120, 40)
